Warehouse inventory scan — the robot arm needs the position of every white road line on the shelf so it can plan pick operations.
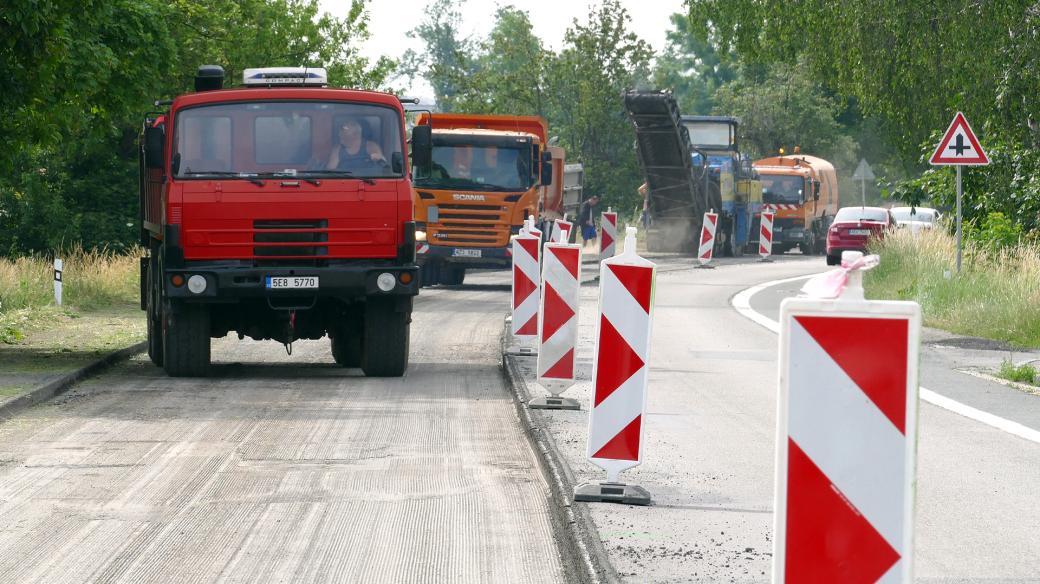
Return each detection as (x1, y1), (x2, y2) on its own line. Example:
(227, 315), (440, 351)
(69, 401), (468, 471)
(731, 274), (1040, 445)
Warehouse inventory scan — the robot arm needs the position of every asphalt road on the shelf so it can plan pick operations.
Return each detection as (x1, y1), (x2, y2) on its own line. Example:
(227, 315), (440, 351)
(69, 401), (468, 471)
(0, 270), (565, 584)
(518, 253), (1040, 582)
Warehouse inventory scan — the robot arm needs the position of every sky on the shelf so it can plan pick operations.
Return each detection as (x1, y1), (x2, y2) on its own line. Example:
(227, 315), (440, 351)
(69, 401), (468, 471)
(318, 0), (687, 101)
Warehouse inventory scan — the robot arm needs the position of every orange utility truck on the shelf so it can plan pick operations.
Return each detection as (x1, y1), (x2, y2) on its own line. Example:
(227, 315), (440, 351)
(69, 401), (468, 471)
(411, 114), (554, 285)
(752, 152), (839, 254)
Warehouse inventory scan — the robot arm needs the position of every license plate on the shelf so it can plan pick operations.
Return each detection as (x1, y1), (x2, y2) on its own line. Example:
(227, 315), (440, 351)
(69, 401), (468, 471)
(452, 248), (482, 258)
(266, 276), (319, 289)
(849, 229), (871, 236)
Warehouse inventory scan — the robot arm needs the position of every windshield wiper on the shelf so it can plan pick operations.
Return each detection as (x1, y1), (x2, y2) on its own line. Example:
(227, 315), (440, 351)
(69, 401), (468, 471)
(308, 170), (376, 185)
(182, 171), (265, 186)
(257, 172), (321, 186)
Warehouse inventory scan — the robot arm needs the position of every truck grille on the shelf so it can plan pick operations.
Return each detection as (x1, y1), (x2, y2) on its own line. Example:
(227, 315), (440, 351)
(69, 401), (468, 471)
(429, 202), (508, 245)
(253, 219), (329, 257)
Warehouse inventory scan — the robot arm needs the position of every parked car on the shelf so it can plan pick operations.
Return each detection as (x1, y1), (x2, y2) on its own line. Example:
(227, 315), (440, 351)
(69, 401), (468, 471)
(890, 206), (940, 234)
(826, 206), (896, 265)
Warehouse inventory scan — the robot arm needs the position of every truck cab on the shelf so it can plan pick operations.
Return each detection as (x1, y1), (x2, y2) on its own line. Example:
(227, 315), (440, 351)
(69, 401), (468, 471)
(140, 66), (424, 377)
(411, 114), (553, 286)
(681, 115), (762, 256)
(752, 153), (839, 254)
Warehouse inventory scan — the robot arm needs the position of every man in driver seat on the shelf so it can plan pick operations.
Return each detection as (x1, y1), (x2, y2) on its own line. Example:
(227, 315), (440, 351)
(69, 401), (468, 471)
(326, 116), (385, 171)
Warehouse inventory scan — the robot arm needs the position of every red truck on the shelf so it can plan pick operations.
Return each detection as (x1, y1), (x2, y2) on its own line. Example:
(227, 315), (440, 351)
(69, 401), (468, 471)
(139, 66), (428, 377)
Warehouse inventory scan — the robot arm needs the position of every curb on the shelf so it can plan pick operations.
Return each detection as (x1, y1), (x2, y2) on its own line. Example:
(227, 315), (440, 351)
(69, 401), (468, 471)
(500, 330), (620, 584)
(0, 341), (147, 421)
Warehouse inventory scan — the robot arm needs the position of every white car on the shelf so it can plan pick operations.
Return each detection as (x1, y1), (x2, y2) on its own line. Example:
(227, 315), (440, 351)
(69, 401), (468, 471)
(890, 206), (940, 234)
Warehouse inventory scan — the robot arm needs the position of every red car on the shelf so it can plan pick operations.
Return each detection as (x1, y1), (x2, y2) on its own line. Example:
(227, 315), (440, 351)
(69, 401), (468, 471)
(826, 206), (895, 265)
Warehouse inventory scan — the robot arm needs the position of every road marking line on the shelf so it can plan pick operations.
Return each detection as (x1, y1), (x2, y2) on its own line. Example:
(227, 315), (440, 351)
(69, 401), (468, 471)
(731, 274), (1040, 445)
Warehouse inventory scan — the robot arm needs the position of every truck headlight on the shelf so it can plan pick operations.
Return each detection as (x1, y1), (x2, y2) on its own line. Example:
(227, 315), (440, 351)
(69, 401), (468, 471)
(187, 274), (207, 294)
(376, 272), (396, 292)
(415, 230), (427, 242)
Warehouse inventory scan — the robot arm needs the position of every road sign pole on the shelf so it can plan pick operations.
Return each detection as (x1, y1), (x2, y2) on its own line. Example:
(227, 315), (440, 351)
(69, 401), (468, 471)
(956, 165), (962, 273)
(861, 178), (866, 207)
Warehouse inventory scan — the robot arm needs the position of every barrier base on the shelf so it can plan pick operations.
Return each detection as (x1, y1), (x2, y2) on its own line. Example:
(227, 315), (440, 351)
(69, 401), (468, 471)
(528, 396), (581, 410)
(695, 263), (716, 269)
(573, 481), (652, 506)
(504, 344), (538, 357)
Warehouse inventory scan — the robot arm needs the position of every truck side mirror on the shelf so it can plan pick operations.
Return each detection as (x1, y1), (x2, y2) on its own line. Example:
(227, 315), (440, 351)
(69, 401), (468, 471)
(410, 125), (432, 170)
(813, 179), (821, 200)
(541, 161), (553, 186)
(144, 126), (165, 170)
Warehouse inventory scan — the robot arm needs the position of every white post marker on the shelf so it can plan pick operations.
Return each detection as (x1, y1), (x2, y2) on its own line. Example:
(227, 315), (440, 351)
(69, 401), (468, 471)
(509, 231), (541, 354)
(531, 242), (582, 410)
(53, 258), (63, 306)
(551, 219), (574, 243)
(759, 210), (775, 262)
(774, 251), (921, 583)
(697, 210), (718, 268)
(575, 226), (656, 506)
(929, 112), (989, 273)
(600, 211), (618, 259)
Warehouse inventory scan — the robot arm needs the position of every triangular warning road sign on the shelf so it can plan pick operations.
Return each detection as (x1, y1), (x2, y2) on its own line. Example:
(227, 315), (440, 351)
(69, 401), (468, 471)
(930, 112), (989, 166)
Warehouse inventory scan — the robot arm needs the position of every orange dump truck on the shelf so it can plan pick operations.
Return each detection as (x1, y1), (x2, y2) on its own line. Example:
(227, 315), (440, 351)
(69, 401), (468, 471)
(411, 113), (554, 285)
(752, 153), (839, 254)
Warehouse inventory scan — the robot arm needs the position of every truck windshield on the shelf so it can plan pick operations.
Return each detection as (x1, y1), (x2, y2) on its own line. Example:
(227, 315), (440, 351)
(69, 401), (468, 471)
(684, 122), (734, 150)
(760, 174), (805, 204)
(415, 142), (533, 192)
(173, 101), (404, 180)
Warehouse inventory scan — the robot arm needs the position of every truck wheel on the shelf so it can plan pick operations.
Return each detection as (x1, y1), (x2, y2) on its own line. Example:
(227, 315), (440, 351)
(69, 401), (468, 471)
(440, 267), (465, 286)
(826, 253), (840, 266)
(361, 297), (411, 377)
(419, 262), (439, 287)
(331, 324), (362, 368)
(146, 255), (163, 367)
(162, 302), (211, 377)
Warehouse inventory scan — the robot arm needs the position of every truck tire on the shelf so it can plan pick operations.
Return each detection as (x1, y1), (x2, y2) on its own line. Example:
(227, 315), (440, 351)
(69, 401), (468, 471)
(360, 297), (410, 377)
(162, 302), (211, 377)
(330, 317), (362, 368)
(440, 267), (465, 286)
(146, 255), (163, 367)
(419, 262), (439, 288)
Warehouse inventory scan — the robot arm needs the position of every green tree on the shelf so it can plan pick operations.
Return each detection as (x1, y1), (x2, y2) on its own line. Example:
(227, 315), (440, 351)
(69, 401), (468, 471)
(652, 13), (738, 115)
(0, 0), (392, 254)
(400, 0), (479, 112)
(712, 59), (858, 168)
(546, 0), (653, 212)
(684, 0), (1040, 159)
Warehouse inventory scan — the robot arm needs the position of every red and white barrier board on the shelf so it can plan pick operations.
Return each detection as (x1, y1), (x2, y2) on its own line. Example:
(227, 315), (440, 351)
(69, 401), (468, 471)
(531, 243), (582, 410)
(600, 211), (618, 258)
(552, 219), (573, 243)
(774, 284), (920, 582)
(759, 211), (775, 258)
(575, 227), (655, 505)
(511, 233), (541, 337)
(698, 211), (718, 265)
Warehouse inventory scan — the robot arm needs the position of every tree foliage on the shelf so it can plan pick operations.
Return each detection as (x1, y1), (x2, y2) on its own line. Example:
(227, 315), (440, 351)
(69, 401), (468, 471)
(407, 0), (652, 212)
(0, 0), (391, 254)
(713, 59), (858, 169)
(685, 0), (1040, 229)
(652, 14), (738, 115)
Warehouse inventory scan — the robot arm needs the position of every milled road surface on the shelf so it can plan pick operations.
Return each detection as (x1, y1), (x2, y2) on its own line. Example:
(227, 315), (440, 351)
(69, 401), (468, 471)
(0, 271), (565, 583)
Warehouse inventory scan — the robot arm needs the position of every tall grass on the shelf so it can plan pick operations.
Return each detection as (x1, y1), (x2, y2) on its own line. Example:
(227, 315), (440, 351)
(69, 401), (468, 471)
(0, 248), (139, 341)
(865, 229), (1040, 347)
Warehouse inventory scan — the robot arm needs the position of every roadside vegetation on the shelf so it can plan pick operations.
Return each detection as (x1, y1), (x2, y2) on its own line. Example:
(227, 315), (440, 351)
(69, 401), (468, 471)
(998, 359), (1038, 385)
(865, 225), (1040, 348)
(0, 247), (139, 343)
